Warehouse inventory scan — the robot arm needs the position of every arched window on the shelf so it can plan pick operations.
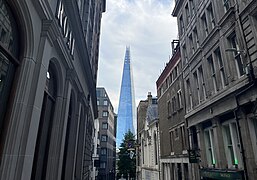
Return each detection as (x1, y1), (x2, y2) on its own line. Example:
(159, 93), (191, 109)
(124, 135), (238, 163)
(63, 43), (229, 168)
(32, 64), (57, 180)
(0, 0), (19, 136)
(154, 132), (158, 165)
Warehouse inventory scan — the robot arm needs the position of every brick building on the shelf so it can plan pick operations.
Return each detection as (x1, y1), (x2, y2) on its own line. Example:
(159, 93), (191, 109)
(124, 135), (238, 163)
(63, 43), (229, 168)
(156, 41), (192, 179)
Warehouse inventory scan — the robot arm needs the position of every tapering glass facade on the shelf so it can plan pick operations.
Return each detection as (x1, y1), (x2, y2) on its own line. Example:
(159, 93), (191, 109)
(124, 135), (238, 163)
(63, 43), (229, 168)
(117, 47), (136, 147)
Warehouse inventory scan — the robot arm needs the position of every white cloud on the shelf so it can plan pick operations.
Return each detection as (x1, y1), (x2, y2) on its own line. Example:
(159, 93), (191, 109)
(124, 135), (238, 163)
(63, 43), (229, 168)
(97, 0), (178, 112)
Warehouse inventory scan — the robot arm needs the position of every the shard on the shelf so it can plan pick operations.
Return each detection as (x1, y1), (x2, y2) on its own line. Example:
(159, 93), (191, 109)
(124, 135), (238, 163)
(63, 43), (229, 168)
(117, 46), (136, 147)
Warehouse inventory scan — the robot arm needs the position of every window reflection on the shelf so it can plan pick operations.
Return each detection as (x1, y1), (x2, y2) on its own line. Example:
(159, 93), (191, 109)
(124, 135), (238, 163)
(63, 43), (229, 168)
(0, 52), (15, 130)
(0, 0), (19, 133)
(0, 0), (19, 58)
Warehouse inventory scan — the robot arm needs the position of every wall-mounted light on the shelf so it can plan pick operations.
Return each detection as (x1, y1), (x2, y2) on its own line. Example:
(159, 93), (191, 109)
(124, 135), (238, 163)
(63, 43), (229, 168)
(225, 48), (246, 57)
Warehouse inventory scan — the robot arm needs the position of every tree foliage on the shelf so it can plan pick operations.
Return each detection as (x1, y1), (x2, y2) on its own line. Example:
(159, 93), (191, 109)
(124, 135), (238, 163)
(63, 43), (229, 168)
(117, 130), (136, 179)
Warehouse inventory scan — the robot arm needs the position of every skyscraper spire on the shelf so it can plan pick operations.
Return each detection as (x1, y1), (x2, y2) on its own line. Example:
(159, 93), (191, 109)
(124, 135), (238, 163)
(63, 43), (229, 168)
(117, 46), (136, 147)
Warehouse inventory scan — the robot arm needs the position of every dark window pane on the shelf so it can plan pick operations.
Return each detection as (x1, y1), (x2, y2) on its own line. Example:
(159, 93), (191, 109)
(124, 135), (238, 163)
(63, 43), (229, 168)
(0, 1), (19, 57)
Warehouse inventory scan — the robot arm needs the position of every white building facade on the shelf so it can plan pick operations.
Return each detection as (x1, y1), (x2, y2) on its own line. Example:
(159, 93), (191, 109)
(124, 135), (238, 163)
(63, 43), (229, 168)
(137, 93), (160, 180)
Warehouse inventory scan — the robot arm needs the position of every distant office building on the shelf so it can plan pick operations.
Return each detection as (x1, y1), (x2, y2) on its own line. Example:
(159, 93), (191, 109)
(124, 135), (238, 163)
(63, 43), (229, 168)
(117, 47), (136, 147)
(97, 87), (117, 180)
(0, 0), (105, 180)
(173, 0), (257, 179)
(137, 92), (160, 180)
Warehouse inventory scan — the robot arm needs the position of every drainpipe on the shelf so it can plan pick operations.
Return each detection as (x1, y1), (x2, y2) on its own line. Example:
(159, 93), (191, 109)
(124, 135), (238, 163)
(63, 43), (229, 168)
(156, 122), (161, 180)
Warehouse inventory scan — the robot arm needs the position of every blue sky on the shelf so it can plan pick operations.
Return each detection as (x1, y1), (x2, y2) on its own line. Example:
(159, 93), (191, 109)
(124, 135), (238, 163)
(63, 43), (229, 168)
(97, 0), (178, 112)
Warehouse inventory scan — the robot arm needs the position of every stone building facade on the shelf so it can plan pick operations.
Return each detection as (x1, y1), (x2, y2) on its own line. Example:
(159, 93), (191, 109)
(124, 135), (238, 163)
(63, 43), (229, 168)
(137, 93), (160, 180)
(156, 41), (192, 180)
(173, 0), (257, 179)
(0, 0), (105, 180)
(96, 87), (117, 180)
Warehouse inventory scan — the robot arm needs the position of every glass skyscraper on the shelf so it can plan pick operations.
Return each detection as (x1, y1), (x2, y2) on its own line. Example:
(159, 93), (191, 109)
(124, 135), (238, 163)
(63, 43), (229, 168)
(117, 46), (136, 147)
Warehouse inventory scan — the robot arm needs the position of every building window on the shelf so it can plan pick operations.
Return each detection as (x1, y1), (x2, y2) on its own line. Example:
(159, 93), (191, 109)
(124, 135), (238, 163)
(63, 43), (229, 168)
(189, 0), (195, 17)
(0, 1), (19, 132)
(229, 34), (245, 77)
(184, 163), (189, 180)
(193, 71), (200, 105)
(177, 89), (183, 109)
(171, 96), (176, 113)
(179, 15), (185, 35)
(100, 162), (106, 169)
(183, 44), (188, 65)
(102, 122), (108, 129)
(77, 0), (82, 11)
(185, 3), (190, 25)
(103, 100), (108, 105)
(175, 128), (179, 140)
(97, 100), (100, 105)
(215, 48), (227, 88)
(198, 66), (207, 101)
(189, 34), (195, 54)
(101, 148), (107, 155)
(167, 101), (171, 117)
(251, 119), (257, 162)
(33, 64), (57, 179)
(222, 122), (242, 168)
(142, 139), (145, 164)
(174, 66), (178, 79)
(223, 0), (231, 12)
(169, 73), (173, 84)
(191, 127), (199, 149)
(102, 111), (108, 117)
(186, 79), (193, 111)
(207, 3), (215, 29)
(193, 27), (199, 49)
(154, 132), (158, 165)
(101, 135), (108, 142)
(208, 55), (217, 93)
(170, 131), (174, 152)
(201, 13), (208, 37)
(204, 128), (216, 167)
(254, 119), (257, 147)
(181, 126), (186, 150)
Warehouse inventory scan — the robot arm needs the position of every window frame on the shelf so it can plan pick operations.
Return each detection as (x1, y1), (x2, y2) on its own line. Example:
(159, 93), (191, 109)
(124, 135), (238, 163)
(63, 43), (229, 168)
(222, 121), (242, 168)
(215, 47), (227, 88)
(102, 122), (108, 130)
(103, 100), (108, 106)
(207, 3), (215, 29)
(100, 148), (107, 155)
(207, 54), (218, 93)
(102, 111), (108, 117)
(186, 79), (193, 111)
(204, 128), (216, 167)
(101, 135), (108, 142)
(193, 71), (200, 105)
(201, 13), (208, 37)
(228, 33), (245, 77)
(179, 15), (185, 35)
(177, 89), (183, 109)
